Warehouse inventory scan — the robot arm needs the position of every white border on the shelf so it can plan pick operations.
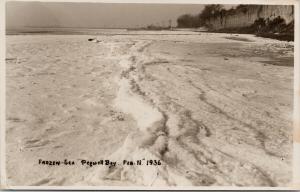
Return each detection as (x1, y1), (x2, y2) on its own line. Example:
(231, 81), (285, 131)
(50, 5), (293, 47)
(4, 0), (298, 4)
(0, 0), (6, 190)
(293, 0), (300, 189)
(1, 0), (299, 190)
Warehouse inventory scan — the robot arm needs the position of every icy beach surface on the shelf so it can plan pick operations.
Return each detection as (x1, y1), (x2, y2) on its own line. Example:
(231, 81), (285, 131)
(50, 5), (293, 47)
(6, 31), (294, 187)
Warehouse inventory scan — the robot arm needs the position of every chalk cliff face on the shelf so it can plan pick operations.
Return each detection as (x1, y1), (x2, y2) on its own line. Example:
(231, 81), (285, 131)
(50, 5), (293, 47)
(206, 5), (294, 30)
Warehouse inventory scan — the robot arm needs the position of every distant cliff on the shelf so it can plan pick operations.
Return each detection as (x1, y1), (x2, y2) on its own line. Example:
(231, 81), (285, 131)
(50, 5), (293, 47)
(205, 5), (293, 30)
(176, 5), (294, 41)
(205, 5), (294, 41)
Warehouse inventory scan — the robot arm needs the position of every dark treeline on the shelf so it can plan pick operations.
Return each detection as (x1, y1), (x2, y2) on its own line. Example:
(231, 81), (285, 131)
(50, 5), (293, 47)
(176, 5), (265, 28)
(177, 14), (201, 28)
(177, 4), (224, 28)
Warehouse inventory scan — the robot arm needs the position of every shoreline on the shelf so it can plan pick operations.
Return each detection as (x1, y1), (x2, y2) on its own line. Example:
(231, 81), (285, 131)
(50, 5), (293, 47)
(5, 28), (293, 42)
(205, 29), (294, 42)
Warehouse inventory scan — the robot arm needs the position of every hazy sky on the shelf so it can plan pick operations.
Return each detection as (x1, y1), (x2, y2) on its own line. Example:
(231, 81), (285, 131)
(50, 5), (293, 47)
(6, 2), (235, 29)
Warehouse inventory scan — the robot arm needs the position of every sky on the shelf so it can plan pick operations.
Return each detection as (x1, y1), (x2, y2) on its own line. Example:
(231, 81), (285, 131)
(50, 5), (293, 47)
(5, 2), (235, 29)
(6, 2), (203, 29)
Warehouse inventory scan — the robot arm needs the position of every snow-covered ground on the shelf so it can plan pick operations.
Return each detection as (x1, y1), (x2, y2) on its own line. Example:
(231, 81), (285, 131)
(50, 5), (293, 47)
(5, 31), (294, 187)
